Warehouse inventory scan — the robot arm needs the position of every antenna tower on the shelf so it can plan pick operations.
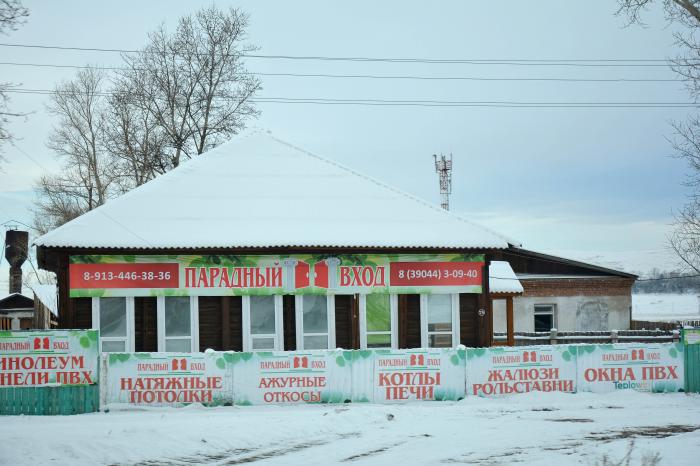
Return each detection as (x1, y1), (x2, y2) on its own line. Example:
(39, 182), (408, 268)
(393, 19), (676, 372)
(433, 153), (453, 210)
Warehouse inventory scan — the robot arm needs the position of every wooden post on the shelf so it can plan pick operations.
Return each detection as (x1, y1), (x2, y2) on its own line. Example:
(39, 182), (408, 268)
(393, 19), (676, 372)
(221, 296), (231, 350)
(506, 296), (515, 347)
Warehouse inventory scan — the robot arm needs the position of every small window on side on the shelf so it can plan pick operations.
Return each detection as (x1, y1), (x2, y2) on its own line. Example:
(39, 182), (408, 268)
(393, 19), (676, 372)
(534, 304), (555, 332)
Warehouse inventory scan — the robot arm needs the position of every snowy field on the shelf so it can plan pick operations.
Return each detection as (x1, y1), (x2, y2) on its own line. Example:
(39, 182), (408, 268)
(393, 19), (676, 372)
(632, 293), (700, 322)
(1, 392), (700, 465)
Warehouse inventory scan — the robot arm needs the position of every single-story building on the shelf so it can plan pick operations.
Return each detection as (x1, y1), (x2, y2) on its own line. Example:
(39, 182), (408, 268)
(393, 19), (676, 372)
(491, 248), (636, 333)
(34, 131), (636, 351)
(36, 131), (519, 352)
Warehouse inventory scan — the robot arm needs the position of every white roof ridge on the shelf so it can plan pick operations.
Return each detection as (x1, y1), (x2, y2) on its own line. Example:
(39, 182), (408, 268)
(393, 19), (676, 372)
(266, 133), (520, 248)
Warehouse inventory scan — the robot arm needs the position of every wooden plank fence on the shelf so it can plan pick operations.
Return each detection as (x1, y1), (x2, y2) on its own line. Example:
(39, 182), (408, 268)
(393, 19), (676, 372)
(0, 385), (99, 415)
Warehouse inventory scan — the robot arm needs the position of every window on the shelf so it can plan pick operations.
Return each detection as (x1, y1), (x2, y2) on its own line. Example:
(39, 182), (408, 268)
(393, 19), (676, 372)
(534, 305), (555, 332)
(92, 297), (134, 352)
(157, 296), (198, 352)
(420, 294), (459, 348)
(295, 295), (335, 350)
(360, 294), (397, 349)
(243, 295), (283, 351)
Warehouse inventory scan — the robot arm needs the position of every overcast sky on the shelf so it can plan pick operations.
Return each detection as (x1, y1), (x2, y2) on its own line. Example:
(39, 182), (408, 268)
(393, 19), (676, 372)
(0, 0), (695, 282)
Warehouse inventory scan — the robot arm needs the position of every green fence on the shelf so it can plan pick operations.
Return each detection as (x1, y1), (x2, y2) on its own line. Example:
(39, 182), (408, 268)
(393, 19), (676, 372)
(0, 329), (100, 415)
(0, 385), (99, 415)
(683, 328), (700, 393)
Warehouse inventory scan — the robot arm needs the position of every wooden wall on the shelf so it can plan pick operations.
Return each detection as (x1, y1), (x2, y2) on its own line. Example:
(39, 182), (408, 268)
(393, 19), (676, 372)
(398, 294), (421, 349)
(135, 297), (157, 352)
(459, 294), (479, 347)
(198, 296), (242, 351)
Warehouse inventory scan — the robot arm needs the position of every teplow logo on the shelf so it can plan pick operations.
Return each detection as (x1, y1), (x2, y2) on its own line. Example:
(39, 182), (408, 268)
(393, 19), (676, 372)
(409, 354), (425, 366)
(522, 350), (537, 363)
(631, 349), (645, 361)
(33, 336), (51, 351)
(293, 356), (309, 369)
(171, 358), (188, 371)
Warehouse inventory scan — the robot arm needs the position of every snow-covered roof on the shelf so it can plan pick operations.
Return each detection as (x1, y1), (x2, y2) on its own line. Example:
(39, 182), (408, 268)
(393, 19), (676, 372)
(35, 131), (513, 250)
(489, 261), (524, 294)
(30, 284), (58, 316)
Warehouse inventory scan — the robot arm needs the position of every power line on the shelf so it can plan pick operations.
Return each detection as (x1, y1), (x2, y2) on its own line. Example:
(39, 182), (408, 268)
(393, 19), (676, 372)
(0, 61), (684, 83)
(5, 88), (699, 108)
(0, 42), (690, 67)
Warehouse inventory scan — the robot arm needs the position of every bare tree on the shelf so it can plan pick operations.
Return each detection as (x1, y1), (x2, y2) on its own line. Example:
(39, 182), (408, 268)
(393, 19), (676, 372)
(618, 1), (700, 272)
(34, 67), (113, 234)
(34, 5), (261, 234)
(0, 0), (28, 162)
(0, 0), (28, 32)
(121, 5), (261, 169)
(104, 81), (168, 192)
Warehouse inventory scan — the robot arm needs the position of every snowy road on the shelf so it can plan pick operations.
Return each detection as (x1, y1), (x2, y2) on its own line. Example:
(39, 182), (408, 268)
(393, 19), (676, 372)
(2, 392), (700, 465)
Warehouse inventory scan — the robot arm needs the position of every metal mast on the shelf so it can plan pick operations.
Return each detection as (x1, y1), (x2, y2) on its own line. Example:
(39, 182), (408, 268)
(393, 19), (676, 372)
(433, 153), (453, 210)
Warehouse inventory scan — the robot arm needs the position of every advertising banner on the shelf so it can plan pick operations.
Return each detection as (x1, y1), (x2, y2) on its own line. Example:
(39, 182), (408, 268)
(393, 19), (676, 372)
(232, 350), (352, 405)
(104, 352), (234, 406)
(373, 348), (466, 402)
(577, 343), (684, 393)
(68, 253), (485, 297)
(683, 329), (700, 345)
(0, 330), (99, 387)
(467, 346), (577, 397)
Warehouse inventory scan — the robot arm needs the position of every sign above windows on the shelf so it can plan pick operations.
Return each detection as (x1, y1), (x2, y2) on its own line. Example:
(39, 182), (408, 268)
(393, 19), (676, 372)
(69, 253), (485, 297)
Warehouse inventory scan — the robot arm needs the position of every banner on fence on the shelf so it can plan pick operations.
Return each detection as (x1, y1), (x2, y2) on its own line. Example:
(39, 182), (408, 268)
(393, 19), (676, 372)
(576, 343), (684, 393)
(467, 346), (577, 397)
(373, 348), (466, 402)
(0, 330), (98, 387)
(104, 352), (234, 406)
(684, 329), (700, 345)
(232, 350), (352, 405)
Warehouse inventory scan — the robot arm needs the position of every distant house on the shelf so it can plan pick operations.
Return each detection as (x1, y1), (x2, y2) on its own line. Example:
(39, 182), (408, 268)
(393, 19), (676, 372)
(491, 248), (636, 334)
(0, 293), (35, 329)
(0, 287), (58, 330)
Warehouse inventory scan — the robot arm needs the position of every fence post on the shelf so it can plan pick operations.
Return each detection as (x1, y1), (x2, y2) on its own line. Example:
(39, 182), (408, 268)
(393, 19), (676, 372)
(611, 330), (618, 344)
(549, 328), (558, 345)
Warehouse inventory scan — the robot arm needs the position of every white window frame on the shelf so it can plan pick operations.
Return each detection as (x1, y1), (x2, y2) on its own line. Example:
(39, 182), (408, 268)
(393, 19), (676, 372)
(295, 294), (335, 350)
(242, 295), (283, 351)
(359, 294), (398, 349)
(157, 296), (199, 352)
(92, 297), (135, 353)
(534, 304), (556, 332)
(420, 294), (460, 348)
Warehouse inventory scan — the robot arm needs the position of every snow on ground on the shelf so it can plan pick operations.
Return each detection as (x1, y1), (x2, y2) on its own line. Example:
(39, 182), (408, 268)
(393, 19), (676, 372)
(2, 391), (700, 465)
(633, 293), (700, 322)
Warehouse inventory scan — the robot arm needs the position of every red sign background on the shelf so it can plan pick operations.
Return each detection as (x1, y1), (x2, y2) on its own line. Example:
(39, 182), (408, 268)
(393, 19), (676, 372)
(70, 263), (180, 289)
(389, 261), (483, 287)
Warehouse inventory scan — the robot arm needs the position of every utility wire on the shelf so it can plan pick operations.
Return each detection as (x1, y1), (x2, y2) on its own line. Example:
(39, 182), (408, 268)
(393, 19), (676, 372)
(0, 61), (684, 83)
(0, 42), (690, 67)
(4, 88), (699, 108)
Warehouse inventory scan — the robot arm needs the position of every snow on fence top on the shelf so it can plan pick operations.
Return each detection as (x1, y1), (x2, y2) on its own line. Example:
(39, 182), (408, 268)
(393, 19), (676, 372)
(35, 131), (514, 250)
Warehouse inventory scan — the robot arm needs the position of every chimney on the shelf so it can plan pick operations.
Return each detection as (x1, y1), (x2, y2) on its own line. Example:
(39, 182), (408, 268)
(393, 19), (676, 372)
(5, 229), (28, 295)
